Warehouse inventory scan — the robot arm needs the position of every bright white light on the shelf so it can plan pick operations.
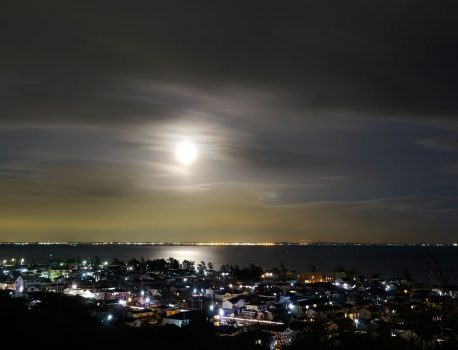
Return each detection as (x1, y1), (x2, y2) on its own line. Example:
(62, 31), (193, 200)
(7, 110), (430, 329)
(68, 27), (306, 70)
(118, 299), (126, 306)
(288, 303), (294, 310)
(209, 305), (214, 311)
(218, 308), (224, 316)
(176, 141), (198, 165)
(107, 314), (113, 321)
(145, 297), (150, 303)
(83, 290), (95, 299)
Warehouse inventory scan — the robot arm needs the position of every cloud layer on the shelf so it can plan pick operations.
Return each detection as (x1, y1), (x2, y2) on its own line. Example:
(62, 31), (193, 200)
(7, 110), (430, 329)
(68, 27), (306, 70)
(1, 1), (457, 242)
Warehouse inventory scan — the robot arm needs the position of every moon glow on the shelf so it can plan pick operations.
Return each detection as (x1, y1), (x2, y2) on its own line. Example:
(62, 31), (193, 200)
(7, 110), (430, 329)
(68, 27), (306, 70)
(175, 141), (198, 165)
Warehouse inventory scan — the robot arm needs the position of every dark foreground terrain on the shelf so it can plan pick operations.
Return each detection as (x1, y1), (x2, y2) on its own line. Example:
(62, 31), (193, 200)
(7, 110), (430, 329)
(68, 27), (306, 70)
(1, 291), (456, 349)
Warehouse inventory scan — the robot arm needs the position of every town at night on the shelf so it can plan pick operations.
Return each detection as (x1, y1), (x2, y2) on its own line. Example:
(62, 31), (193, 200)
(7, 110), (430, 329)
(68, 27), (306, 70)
(1, 1), (458, 348)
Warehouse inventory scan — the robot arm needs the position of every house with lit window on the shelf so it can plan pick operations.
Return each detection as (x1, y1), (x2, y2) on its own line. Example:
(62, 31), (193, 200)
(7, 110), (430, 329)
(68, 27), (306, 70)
(162, 310), (207, 328)
(162, 311), (191, 327)
(126, 308), (156, 319)
(222, 296), (245, 315)
(15, 275), (42, 293)
(297, 272), (335, 284)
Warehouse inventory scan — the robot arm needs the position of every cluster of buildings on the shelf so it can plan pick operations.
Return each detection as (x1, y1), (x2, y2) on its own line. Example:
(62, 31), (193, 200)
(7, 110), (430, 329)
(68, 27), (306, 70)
(1, 257), (457, 349)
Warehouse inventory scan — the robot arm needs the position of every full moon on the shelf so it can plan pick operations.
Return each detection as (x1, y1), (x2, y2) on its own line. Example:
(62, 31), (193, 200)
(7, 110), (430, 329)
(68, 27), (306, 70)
(175, 141), (198, 165)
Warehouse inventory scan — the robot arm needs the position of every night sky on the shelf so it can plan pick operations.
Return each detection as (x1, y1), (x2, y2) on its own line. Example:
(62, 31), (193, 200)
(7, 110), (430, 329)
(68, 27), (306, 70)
(1, 1), (457, 242)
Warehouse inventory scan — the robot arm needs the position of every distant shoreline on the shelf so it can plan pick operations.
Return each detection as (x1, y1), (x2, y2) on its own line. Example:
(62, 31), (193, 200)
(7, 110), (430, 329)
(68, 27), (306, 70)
(0, 242), (456, 247)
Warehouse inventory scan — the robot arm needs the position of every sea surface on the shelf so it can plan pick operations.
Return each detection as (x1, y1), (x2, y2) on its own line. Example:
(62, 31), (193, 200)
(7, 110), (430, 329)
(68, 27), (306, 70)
(1, 244), (457, 284)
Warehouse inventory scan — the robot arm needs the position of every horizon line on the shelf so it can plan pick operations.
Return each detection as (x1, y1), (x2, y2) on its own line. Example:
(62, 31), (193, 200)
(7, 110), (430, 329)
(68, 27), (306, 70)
(0, 241), (456, 246)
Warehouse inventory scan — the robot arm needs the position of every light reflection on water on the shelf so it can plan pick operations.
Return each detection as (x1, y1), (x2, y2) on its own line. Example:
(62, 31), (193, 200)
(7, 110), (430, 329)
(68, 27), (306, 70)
(154, 248), (214, 262)
(0, 245), (456, 283)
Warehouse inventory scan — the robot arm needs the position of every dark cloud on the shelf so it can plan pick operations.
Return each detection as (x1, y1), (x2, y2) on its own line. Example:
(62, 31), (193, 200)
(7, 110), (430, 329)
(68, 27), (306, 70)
(443, 163), (458, 175)
(417, 138), (458, 152)
(2, 1), (458, 126)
